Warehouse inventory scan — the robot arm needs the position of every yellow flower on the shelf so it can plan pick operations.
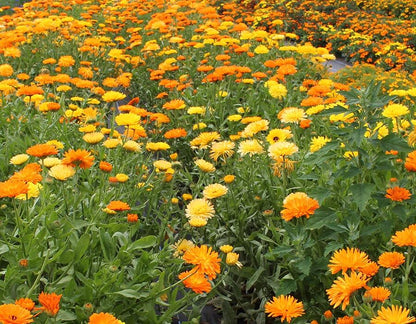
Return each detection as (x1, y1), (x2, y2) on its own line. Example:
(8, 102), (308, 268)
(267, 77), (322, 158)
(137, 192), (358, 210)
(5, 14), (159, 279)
(193, 122), (207, 130)
(310, 136), (331, 153)
(254, 45), (269, 54)
(103, 138), (122, 148)
(42, 157), (61, 168)
(268, 142), (299, 159)
(102, 91), (126, 102)
(186, 198), (215, 221)
(16, 182), (42, 200)
(266, 129), (293, 144)
(226, 252), (243, 268)
(238, 139), (264, 156)
(228, 114), (242, 122)
(49, 164), (76, 180)
(115, 173), (129, 182)
(203, 183), (228, 199)
(115, 113), (140, 126)
(220, 245), (233, 253)
(223, 174), (235, 183)
(268, 83), (287, 99)
(123, 140), (141, 152)
(153, 160), (172, 171)
(194, 159), (216, 172)
(146, 142), (170, 151)
(344, 151), (358, 159)
(187, 106), (206, 115)
(83, 132), (104, 144)
(382, 104), (409, 118)
(278, 107), (306, 123)
(241, 119), (269, 138)
(210, 141), (235, 161)
(10, 154), (29, 165)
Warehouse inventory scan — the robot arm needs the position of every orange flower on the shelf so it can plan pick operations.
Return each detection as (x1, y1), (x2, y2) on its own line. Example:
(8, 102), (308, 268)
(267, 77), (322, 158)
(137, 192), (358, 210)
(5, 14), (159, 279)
(327, 271), (369, 310)
(378, 251), (405, 269)
(10, 163), (42, 184)
(99, 161), (113, 172)
(164, 128), (187, 139)
(106, 200), (131, 211)
(0, 180), (29, 198)
(182, 245), (221, 280)
(371, 305), (415, 324)
(392, 224), (416, 247)
(16, 85), (44, 97)
(366, 286), (391, 302)
(280, 192), (319, 221)
(89, 312), (120, 324)
(265, 295), (304, 322)
(38, 292), (62, 316)
(405, 151), (416, 171)
(162, 99), (186, 110)
(62, 149), (94, 169)
(26, 144), (58, 158)
(178, 269), (212, 294)
(328, 247), (370, 274)
(359, 261), (379, 277)
(0, 304), (33, 324)
(127, 213), (138, 223)
(15, 298), (35, 311)
(385, 186), (411, 202)
(337, 316), (354, 324)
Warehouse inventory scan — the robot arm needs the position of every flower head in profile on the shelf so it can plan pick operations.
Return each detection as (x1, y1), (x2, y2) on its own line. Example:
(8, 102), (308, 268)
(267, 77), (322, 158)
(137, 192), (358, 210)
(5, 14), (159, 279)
(178, 269), (212, 294)
(203, 183), (228, 199)
(0, 180), (29, 198)
(328, 247), (370, 274)
(106, 200), (131, 212)
(392, 224), (416, 247)
(89, 312), (124, 324)
(371, 305), (415, 324)
(405, 151), (416, 172)
(280, 192), (319, 221)
(327, 271), (369, 310)
(378, 251), (405, 269)
(102, 91), (126, 103)
(194, 159), (216, 173)
(48, 164), (76, 181)
(0, 304), (33, 324)
(38, 292), (62, 316)
(365, 287), (391, 302)
(15, 298), (35, 311)
(62, 149), (94, 169)
(26, 144), (58, 158)
(268, 141), (298, 160)
(385, 186), (411, 202)
(265, 295), (304, 322)
(182, 245), (221, 280)
(382, 104), (409, 119)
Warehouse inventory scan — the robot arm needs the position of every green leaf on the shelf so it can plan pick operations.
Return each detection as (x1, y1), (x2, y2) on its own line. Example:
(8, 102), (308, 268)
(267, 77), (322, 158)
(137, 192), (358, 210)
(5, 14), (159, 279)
(114, 289), (143, 299)
(246, 266), (265, 292)
(74, 234), (90, 261)
(305, 210), (335, 230)
(128, 235), (157, 251)
(56, 310), (77, 321)
(99, 230), (115, 261)
(376, 134), (412, 153)
(295, 257), (312, 275)
(350, 183), (375, 211)
(277, 279), (297, 295)
(0, 244), (9, 255)
(324, 242), (344, 257)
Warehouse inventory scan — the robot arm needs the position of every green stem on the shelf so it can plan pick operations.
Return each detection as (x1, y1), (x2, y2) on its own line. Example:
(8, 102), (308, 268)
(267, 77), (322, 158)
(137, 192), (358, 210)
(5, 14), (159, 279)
(26, 248), (50, 297)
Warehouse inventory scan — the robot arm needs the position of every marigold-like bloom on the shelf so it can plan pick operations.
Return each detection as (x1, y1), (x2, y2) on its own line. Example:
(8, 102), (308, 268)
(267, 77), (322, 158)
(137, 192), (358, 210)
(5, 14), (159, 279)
(310, 136), (331, 153)
(10, 154), (30, 165)
(186, 198), (215, 222)
(238, 139), (264, 156)
(15, 298), (35, 311)
(115, 113), (140, 126)
(99, 161), (113, 172)
(164, 128), (187, 139)
(371, 305), (415, 324)
(102, 91), (126, 102)
(190, 131), (221, 149)
(172, 239), (195, 257)
(182, 245), (221, 280)
(0, 304), (33, 324)
(58, 55), (75, 67)
(268, 141), (298, 160)
(89, 312), (121, 324)
(378, 251), (405, 269)
(0, 64), (14, 77)
(145, 142), (170, 151)
(26, 144), (58, 158)
(241, 119), (269, 138)
(127, 213), (138, 223)
(194, 159), (216, 173)
(153, 160), (172, 171)
(106, 200), (131, 211)
(210, 140), (235, 161)
(278, 107), (306, 123)
(385, 187), (411, 202)
(163, 99), (186, 110)
(359, 261), (379, 277)
(328, 247), (370, 274)
(337, 316), (354, 324)
(38, 292), (62, 316)
(203, 183), (228, 199)
(83, 132), (105, 144)
(382, 104), (409, 119)
(392, 224), (416, 247)
(266, 129), (293, 144)
(264, 295), (304, 322)
(281, 192), (319, 221)
(178, 269), (212, 294)
(226, 252), (242, 268)
(123, 140), (141, 152)
(327, 271), (369, 310)
(366, 287), (391, 302)
(0, 180), (29, 198)
(405, 151), (416, 172)
(10, 163), (42, 184)
(223, 174), (235, 183)
(62, 149), (94, 169)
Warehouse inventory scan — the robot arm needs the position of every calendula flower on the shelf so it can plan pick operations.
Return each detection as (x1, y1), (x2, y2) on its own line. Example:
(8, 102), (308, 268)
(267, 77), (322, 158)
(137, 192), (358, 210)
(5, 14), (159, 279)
(310, 136), (331, 153)
(153, 160), (172, 171)
(163, 99), (186, 110)
(281, 192), (319, 221)
(102, 91), (126, 102)
(103, 138), (122, 149)
(405, 151), (416, 171)
(0, 304), (33, 324)
(238, 139), (264, 156)
(327, 271), (369, 310)
(210, 141), (235, 161)
(10, 154), (29, 165)
(223, 174), (235, 183)
(392, 224), (416, 247)
(195, 159), (216, 172)
(178, 269), (212, 294)
(99, 161), (113, 172)
(127, 213), (138, 223)
(89, 312), (123, 324)
(123, 140), (141, 152)
(83, 132), (105, 144)
(378, 251), (405, 269)
(382, 104), (409, 119)
(186, 198), (215, 222)
(220, 245), (233, 253)
(328, 247), (370, 274)
(164, 128), (187, 139)
(0, 180), (29, 198)
(203, 183), (228, 199)
(106, 200), (130, 212)
(268, 141), (298, 160)
(26, 144), (58, 158)
(385, 187), (411, 202)
(265, 295), (304, 322)
(62, 149), (94, 169)
(115, 113), (140, 126)
(145, 142), (170, 151)
(182, 245), (221, 280)
(278, 107), (306, 123)
(15, 298), (35, 311)
(38, 292), (62, 316)
(172, 239), (195, 257)
(371, 305), (415, 324)
(266, 129), (293, 144)
(226, 252), (242, 268)
(366, 287), (391, 302)
(190, 132), (221, 149)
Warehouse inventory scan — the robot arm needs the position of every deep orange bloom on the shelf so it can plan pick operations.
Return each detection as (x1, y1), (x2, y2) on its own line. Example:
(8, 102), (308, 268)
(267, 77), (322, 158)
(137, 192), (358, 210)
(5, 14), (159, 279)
(26, 144), (58, 158)
(371, 305), (415, 324)
(38, 292), (62, 316)
(15, 298), (35, 311)
(162, 99), (186, 110)
(359, 261), (379, 277)
(0, 304), (33, 324)
(164, 128), (187, 139)
(392, 224), (416, 247)
(328, 247), (370, 274)
(16, 85), (44, 96)
(264, 295), (304, 322)
(365, 286), (391, 302)
(378, 251), (405, 269)
(10, 163), (42, 184)
(178, 269), (212, 294)
(327, 271), (369, 310)
(62, 149), (94, 169)
(99, 161), (113, 172)
(182, 245), (221, 280)
(0, 180), (29, 198)
(405, 151), (416, 171)
(127, 213), (138, 223)
(107, 200), (131, 211)
(385, 186), (411, 202)
(280, 192), (319, 221)
(336, 316), (354, 324)
(89, 312), (120, 324)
